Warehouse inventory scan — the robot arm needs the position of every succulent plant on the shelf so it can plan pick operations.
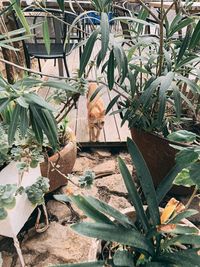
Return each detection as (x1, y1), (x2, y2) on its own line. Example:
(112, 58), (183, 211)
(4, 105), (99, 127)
(25, 177), (49, 205)
(0, 184), (17, 220)
(78, 170), (95, 188)
(0, 124), (9, 167)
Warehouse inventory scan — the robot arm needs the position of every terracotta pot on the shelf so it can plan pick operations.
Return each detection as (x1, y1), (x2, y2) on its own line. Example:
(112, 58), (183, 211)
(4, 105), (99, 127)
(40, 130), (77, 192)
(88, 207), (200, 261)
(130, 128), (193, 196)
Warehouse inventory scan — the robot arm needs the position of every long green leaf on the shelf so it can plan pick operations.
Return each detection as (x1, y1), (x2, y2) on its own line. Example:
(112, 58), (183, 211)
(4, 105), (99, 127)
(70, 195), (113, 224)
(56, 0), (65, 11)
(71, 222), (154, 255)
(85, 195), (135, 228)
(107, 50), (115, 90)
(30, 109), (43, 144)
(169, 17), (193, 37)
(8, 104), (21, 144)
(127, 138), (160, 226)
(118, 157), (149, 232)
(43, 18), (51, 55)
(23, 93), (55, 111)
(113, 44), (128, 83)
(162, 234), (200, 249)
(156, 164), (183, 204)
(10, 0), (30, 34)
(106, 95), (120, 115)
(157, 248), (200, 267)
(176, 30), (191, 64)
(0, 98), (10, 113)
(169, 209), (198, 224)
(100, 12), (109, 61)
(79, 29), (99, 77)
(189, 20), (200, 49)
(20, 107), (28, 137)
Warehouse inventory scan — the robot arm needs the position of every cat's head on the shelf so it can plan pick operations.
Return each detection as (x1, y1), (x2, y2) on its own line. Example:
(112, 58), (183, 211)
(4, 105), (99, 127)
(89, 111), (105, 129)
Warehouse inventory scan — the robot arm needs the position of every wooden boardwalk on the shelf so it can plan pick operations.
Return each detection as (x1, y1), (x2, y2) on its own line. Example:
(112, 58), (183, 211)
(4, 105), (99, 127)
(37, 42), (130, 147)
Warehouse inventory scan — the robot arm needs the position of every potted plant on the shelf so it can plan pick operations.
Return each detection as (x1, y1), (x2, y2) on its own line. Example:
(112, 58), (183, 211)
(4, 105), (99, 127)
(74, 0), (200, 194)
(0, 74), (80, 191)
(52, 138), (200, 267)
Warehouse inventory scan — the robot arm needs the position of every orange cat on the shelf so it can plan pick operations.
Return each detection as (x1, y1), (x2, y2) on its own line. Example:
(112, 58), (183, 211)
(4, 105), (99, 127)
(87, 82), (105, 142)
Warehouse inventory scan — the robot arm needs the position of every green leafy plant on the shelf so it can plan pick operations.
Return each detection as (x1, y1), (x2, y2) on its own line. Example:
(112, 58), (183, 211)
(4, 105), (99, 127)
(76, 0), (200, 136)
(52, 138), (200, 267)
(0, 123), (9, 167)
(0, 184), (17, 220)
(167, 130), (200, 191)
(25, 176), (49, 205)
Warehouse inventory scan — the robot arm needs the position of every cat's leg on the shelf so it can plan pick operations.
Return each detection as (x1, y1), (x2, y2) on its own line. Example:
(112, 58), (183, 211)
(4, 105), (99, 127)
(96, 128), (101, 142)
(90, 126), (96, 142)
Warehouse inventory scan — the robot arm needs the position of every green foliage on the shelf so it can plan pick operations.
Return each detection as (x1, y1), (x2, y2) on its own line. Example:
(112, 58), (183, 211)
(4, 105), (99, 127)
(78, 170), (95, 188)
(25, 177), (49, 205)
(0, 124), (9, 166)
(54, 138), (200, 267)
(0, 184), (17, 220)
(167, 130), (200, 189)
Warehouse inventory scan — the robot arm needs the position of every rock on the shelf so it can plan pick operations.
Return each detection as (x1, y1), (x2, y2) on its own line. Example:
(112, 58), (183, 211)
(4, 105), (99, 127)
(73, 157), (94, 173)
(46, 200), (71, 222)
(108, 195), (131, 210)
(93, 160), (116, 175)
(92, 149), (111, 158)
(21, 222), (94, 266)
(2, 251), (14, 267)
(95, 174), (127, 194)
(78, 152), (95, 160)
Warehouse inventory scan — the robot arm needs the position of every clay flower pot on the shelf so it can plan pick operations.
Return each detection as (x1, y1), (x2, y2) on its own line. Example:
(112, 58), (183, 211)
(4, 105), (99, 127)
(130, 128), (193, 196)
(40, 128), (77, 192)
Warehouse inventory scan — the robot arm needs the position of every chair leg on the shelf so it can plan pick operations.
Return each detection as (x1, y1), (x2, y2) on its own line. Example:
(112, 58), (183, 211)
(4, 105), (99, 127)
(38, 59), (42, 77)
(63, 56), (70, 77)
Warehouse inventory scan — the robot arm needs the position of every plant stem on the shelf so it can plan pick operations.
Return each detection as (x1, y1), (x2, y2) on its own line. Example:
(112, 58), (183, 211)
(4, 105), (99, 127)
(157, 0), (164, 76)
(185, 186), (198, 210)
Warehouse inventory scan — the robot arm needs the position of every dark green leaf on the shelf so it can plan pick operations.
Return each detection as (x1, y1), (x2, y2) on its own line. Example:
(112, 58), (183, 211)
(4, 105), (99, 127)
(190, 162), (200, 188)
(84, 196), (135, 228)
(127, 138), (160, 226)
(79, 29), (99, 77)
(113, 250), (135, 267)
(20, 107), (28, 137)
(56, 0), (64, 11)
(107, 50), (115, 90)
(169, 17), (193, 37)
(106, 95), (120, 115)
(189, 20), (200, 49)
(118, 157), (149, 232)
(175, 149), (199, 167)
(70, 195), (113, 224)
(8, 104), (21, 144)
(89, 85), (103, 102)
(177, 30), (191, 64)
(0, 98), (10, 113)
(71, 222), (154, 255)
(169, 209), (198, 224)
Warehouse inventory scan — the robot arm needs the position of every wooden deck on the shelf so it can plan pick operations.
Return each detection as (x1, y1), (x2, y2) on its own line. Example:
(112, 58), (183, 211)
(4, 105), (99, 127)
(37, 41), (130, 147)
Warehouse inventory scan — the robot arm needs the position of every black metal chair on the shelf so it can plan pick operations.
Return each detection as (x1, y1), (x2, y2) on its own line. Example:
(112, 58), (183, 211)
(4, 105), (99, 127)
(15, 8), (82, 77)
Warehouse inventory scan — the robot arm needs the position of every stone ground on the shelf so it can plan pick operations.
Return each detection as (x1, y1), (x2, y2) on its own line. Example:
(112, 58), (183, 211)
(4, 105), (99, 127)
(0, 148), (199, 267)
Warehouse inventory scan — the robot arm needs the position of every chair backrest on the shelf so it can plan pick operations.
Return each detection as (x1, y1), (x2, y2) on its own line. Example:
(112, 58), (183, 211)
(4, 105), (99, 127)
(15, 8), (80, 53)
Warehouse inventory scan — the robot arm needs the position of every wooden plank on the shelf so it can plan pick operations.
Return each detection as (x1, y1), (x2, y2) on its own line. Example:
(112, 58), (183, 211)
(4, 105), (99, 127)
(101, 87), (120, 142)
(108, 89), (131, 141)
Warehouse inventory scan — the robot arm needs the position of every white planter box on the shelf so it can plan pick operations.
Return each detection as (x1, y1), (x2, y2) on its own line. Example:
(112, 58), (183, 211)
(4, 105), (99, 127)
(0, 162), (41, 266)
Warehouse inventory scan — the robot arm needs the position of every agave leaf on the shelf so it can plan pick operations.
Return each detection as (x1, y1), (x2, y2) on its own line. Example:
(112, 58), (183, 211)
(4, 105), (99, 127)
(71, 222), (154, 255)
(70, 195), (113, 224)
(113, 250), (135, 267)
(169, 209), (198, 224)
(157, 248), (200, 267)
(127, 138), (160, 227)
(162, 234), (200, 249)
(85, 196), (135, 228)
(118, 157), (149, 232)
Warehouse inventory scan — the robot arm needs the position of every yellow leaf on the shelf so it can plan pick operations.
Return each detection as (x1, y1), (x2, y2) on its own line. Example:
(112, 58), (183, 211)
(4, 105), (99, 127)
(160, 198), (179, 224)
